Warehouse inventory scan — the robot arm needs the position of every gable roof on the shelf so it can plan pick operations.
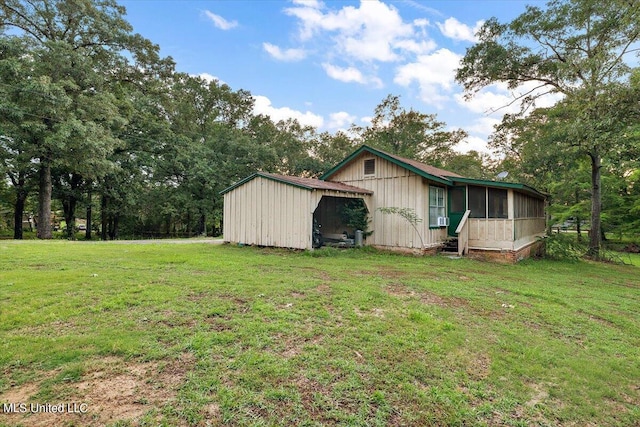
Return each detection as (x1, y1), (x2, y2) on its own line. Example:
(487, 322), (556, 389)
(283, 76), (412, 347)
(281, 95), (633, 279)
(320, 145), (460, 185)
(381, 149), (463, 180)
(320, 145), (546, 199)
(220, 172), (373, 195)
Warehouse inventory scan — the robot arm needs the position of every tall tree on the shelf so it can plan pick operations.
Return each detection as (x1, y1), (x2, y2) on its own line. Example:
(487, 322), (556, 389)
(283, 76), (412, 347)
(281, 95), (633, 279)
(314, 131), (358, 171)
(456, 0), (640, 258)
(354, 95), (466, 165)
(0, 37), (39, 239)
(1, 0), (169, 238)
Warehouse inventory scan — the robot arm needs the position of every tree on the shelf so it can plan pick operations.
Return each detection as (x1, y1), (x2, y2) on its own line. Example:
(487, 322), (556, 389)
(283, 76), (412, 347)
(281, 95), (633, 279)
(456, 0), (640, 258)
(353, 95), (466, 165)
(441, 151), (494, 180)
(314, 131), (357, 171)
(0, 37), (40, 239)
(1, 0), (169, 239)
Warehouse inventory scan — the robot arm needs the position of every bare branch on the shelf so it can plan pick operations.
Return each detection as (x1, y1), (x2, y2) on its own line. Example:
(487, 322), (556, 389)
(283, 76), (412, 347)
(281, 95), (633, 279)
(1, 3), (46, 44)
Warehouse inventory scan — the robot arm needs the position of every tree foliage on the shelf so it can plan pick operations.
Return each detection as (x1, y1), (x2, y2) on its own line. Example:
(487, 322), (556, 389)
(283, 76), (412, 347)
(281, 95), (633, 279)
(1, 0), (171, 238)
(456, 0), (640, 258)
(353, 95), (467, 166)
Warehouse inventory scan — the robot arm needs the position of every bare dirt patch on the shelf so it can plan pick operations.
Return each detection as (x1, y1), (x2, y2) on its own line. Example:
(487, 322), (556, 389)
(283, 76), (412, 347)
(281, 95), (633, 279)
(466, 353), (492, 380)
(315, 283), (331, 294)
(385, 282), (468, 308)
(0, 353), (195, 427)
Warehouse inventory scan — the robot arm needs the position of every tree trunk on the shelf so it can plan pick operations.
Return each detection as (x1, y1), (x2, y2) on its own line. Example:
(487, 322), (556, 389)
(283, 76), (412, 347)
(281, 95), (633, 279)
(588, 152), (602, 258)
(62, 174), (82, 240)
(575, 189), (582, 242)
(37, 162), (53, 239)
(13, 186), (27, 240)
(101, 194), (108, 241)
(86, 189), (92, 240)
(108, 215), (119, 240)
(63, 196), (77, 240)
(199, 212), (206, 236)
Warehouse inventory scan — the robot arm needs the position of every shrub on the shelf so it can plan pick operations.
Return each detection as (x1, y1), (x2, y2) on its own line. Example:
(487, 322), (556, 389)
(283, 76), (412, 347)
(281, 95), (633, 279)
(542, 233), (586, 261)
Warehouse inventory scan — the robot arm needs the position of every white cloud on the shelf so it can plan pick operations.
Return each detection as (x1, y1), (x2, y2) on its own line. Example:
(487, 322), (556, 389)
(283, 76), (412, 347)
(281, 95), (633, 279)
(454, 87), (517, 115)
(394, 48), (462, 106)
(203, 10), (238, 30)
(467, 117), (501, 136)
(252, 95), (324, 128)
(291, 0), (323, 8)
(401, 0), (443, 16)
(360, 116), (373, 125)
(263, 43), (307, 62)
(327, 111), (357, 130)
(413, 18), (429, 28)
(454, 135), (491, 154)
(285, 0), (415, 62)
(322, 63), (382, 88)
(455, 82), (564, 116)
(196, 73), (223, 84)
(394, 39), (437, 55)
(437, 17), (483, 42)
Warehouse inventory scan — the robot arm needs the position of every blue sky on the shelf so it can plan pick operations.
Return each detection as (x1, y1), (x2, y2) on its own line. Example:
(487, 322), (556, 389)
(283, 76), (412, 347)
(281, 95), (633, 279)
(119, 0), (555, 154)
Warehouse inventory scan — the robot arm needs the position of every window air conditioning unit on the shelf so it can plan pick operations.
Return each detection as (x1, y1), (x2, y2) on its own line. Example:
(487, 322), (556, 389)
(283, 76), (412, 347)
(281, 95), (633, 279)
(437, 217), (449, 227)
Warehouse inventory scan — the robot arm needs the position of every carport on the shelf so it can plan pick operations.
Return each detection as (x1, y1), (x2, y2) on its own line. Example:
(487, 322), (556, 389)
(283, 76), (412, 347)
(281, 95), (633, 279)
(221, 172), (372, 250)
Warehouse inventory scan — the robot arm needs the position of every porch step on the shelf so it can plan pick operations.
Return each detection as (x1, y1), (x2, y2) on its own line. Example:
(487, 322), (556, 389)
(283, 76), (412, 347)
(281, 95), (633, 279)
(441, 237), (458, 253)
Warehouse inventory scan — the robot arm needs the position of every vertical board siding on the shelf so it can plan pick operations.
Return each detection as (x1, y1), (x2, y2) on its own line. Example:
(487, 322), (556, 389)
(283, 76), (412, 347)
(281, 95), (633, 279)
(468, 219), (515, 250)
(223, 177), (312, 250)
(328, 153), (446, 249)
(514, 218), (546, 249)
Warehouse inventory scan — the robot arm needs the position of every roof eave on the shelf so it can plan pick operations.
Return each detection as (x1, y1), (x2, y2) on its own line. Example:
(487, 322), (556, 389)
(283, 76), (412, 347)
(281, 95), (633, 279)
(321, 145), (453, 186)
(220, 172), (315, 195)
(448, 177), (547, 199)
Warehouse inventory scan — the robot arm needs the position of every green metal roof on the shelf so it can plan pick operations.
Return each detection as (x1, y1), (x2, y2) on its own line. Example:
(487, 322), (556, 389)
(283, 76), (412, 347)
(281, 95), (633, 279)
(319, 145), (546, 199)
(319, 145), (454, 186)
(222, 146), (546, 199)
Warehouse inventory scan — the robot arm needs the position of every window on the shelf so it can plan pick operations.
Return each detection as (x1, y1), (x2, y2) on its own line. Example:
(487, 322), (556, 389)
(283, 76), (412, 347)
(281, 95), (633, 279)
(429, 186), (446, 227)
(515, 193), (545, 218)
(488, 188), (508, 218)
(364, 159), (375, 176)
(468, 185), (486, 218)
(450, 187), (465, 213)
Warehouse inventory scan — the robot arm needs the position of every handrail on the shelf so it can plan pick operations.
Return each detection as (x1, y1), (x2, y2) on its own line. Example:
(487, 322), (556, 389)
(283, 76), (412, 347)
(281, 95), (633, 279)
(455, 210), (471, 234)
(455, 210), (471, 256)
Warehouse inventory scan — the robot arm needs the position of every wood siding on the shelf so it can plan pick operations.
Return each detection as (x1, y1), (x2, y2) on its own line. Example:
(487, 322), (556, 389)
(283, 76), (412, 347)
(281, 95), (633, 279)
(514, 218), (546, 250)
(223, 176), (313, 250)
(468, 219), (515, 250)
(328, 153), (447, 249)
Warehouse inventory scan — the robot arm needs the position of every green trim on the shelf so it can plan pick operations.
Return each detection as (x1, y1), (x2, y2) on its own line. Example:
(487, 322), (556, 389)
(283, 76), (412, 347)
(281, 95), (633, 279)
(219, 173), (314, 195)
(448, 177), (546, 199)
(320, 145), (453, 186)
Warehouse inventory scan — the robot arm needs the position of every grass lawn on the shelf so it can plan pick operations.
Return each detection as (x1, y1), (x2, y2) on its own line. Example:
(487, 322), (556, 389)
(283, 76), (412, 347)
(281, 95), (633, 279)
(0, 242), (639, 426)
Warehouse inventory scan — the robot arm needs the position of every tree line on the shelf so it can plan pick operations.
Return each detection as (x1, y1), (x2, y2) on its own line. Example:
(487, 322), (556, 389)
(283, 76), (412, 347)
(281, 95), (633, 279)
(0, 0), (481, 241)
(1, 0), (639, 259)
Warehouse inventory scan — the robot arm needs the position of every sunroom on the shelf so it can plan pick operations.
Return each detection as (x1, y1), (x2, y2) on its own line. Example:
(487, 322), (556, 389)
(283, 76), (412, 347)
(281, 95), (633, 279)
(448, 178), (547, 259)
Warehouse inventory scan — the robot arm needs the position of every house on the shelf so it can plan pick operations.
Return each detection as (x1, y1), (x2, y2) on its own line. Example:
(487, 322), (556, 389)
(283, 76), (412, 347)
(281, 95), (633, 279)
(221, 145), (547, 262)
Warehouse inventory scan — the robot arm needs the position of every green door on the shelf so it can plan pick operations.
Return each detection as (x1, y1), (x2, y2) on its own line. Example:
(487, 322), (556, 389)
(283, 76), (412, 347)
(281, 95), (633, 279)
(448, 186), (466, 236)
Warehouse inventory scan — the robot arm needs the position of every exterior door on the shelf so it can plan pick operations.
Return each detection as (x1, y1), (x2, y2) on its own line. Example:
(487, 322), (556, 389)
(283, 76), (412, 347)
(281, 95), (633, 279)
(448, 186), (466, 236)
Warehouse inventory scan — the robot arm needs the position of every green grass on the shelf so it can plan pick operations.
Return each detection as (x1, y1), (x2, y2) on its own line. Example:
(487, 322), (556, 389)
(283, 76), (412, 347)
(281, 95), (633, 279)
(1, 242), (639, 426)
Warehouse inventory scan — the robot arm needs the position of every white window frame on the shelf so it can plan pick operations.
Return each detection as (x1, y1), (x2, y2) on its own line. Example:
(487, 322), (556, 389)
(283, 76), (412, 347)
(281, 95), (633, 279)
(429, 186), (446, 227)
